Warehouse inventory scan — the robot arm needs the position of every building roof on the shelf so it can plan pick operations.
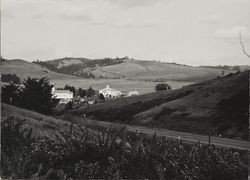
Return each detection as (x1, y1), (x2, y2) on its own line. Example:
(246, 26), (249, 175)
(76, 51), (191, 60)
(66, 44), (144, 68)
(99, 85), (121, 92)
(53, 90), (73, 94)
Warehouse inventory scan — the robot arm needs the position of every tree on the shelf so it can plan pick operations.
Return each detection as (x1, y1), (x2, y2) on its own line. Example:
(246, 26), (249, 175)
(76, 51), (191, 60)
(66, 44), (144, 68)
(86, 86), (95, 97)
(65, 101), (73, 111)
(2, 74), (21, 84)
(99, 93), (105, 101)
(20, 77), (56, 115)
(1, 83), (21, 105)
(155, 83), (171, 91)
(64, 84), (76, 95)
(78, 88), (86, 97)
(239, 30), (250, 59)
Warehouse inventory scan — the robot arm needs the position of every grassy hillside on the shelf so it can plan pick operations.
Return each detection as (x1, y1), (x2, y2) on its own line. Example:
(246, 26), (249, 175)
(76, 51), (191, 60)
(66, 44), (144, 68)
(0, 58), (192, 94)
(33, 57), (235, 82)
(33, 57), (125, 78)
(1, 103), (72, 137)
(0, 59), (78, 81)
(67, 71), (249, 140)
(93, 60), (235, 81)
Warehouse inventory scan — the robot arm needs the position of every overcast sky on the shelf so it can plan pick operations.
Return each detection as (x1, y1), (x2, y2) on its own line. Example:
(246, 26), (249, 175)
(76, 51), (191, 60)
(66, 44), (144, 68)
(1, 0), (250, 65)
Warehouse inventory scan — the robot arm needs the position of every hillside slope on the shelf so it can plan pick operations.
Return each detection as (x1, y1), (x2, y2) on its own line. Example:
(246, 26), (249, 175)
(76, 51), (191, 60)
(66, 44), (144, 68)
(35, 57), (235, 82)
(93, 60), (234, 81)
(68, 71), (249, 140)
(0, 59), (78, 81)
(1, 103), (72, 137)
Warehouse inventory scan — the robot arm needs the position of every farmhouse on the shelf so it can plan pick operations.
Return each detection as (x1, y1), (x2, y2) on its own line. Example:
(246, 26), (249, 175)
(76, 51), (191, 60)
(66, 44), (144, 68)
(99, 85), (122, 98)
(51, 87), (73, 104)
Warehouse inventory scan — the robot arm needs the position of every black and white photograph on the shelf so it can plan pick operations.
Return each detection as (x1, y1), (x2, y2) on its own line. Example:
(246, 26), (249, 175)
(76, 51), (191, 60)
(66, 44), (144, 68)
(0, 0), (250, 179)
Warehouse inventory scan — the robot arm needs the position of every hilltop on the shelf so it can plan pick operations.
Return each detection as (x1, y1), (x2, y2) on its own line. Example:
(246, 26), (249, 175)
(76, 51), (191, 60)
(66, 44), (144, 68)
(68, 71), (249, 140)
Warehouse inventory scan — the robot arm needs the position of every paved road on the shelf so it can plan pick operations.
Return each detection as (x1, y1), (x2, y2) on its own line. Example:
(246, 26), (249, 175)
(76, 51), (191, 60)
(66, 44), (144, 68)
(80, 119), (250, 151)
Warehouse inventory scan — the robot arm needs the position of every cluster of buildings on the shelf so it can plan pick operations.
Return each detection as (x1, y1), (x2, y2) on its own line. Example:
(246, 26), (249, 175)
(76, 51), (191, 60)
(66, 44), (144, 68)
(51, 85), (139, 104)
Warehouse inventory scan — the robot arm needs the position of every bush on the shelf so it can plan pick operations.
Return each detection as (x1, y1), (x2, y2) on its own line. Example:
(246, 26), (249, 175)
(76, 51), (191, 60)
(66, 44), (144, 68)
(2, 74), (21, 84)
(86, 86), (95, 97)
(1, 83), (21, 105)
(155, 83), (171, 91)
(78, 88), (86, 97)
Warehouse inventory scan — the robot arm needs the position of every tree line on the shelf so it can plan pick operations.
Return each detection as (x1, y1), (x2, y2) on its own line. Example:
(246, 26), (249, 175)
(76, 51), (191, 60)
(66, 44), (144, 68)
(61, 84), (96, 98)
(2, 77), (56, 115)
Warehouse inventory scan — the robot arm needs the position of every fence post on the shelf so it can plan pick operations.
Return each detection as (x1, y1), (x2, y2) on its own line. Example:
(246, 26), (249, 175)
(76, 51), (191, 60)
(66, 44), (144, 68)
(177, 136), (181, 154)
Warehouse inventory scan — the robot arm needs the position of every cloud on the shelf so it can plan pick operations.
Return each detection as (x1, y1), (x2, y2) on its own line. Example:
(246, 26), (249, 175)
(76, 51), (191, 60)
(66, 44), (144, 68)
(61, 12), (93, 22)
(108, 17), (167, 28)
(106, 0), (163, 9)
(215, 26), (250, 40)
(198, 14), (221, 25)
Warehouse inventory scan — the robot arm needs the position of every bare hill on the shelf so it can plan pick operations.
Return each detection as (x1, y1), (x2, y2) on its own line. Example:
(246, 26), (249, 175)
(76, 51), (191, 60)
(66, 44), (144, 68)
(0, 59), (78, 81)
(68, 71), (249, 140)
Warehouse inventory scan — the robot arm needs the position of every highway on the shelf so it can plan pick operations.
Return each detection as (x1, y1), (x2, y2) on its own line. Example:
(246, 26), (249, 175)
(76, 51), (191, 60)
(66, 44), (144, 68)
(80, 119), (250, 151)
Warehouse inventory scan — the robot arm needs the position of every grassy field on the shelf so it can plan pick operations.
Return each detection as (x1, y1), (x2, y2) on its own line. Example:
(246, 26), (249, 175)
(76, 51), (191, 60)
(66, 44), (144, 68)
(67, 71), (249, 140)
(52, 78), (192, 94)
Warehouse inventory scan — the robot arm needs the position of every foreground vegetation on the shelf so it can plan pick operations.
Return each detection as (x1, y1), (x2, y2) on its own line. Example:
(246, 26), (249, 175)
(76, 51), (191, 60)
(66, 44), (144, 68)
(1, 115), (248, 179)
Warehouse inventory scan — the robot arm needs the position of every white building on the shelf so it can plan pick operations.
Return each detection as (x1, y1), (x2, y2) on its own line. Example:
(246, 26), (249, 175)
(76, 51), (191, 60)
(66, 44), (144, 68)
(99, 85), (122, 98)
(128, 90), (139, 96)
(51, 87), (73, 104)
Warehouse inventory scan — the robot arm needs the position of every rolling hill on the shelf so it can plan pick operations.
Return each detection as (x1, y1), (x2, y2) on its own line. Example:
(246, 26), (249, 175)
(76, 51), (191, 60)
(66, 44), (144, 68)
(0, 59), (78, 81)
(0, 58), (191, 94)
(93, 59), (235, 81)
(68, 71), (249, 140)
(2, 57), (238, 94)
(33, 57), (235, 82)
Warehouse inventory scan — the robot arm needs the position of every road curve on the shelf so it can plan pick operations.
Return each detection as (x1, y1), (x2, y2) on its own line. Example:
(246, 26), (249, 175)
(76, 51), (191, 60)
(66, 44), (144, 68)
(79, 119), (250, 151)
